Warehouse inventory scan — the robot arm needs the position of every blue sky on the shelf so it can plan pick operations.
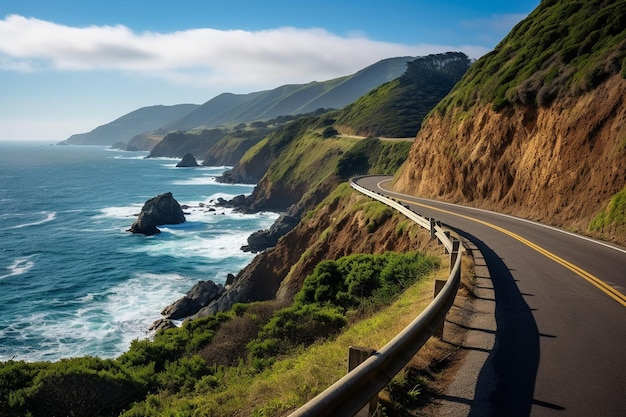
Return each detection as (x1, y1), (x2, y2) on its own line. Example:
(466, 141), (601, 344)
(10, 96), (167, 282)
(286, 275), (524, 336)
(0, 0), (539, 141)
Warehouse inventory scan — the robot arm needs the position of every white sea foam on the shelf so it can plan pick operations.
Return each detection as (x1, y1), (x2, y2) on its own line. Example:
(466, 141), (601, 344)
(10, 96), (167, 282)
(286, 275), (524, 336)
(0, 256), (35, 280)
(7, 211), (56, 229)
(143, 230), (255, 261)
(104, 272), (194, 353)
(93, 204), (143, 219)
(112, 154), (149, 160)
(0, 272), (194, 361)
(171, 175), (219, 186)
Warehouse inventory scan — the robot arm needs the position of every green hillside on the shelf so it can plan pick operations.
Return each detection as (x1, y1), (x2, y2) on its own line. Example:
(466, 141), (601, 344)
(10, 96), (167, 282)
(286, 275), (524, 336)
(336, 52), (471, 137)
(436, 0), (626, 113)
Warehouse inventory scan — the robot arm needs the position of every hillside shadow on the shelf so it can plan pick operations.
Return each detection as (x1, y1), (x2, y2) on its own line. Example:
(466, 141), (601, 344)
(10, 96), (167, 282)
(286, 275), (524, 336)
(451, 228), (541, 417)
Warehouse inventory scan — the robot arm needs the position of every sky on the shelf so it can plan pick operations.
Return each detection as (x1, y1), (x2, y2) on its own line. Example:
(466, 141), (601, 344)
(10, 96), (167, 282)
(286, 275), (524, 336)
(0, 0), (540, 142)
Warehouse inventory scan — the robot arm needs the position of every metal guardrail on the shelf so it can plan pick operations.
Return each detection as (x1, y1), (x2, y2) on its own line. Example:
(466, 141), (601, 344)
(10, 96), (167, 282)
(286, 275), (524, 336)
(287, 177), (462, 417)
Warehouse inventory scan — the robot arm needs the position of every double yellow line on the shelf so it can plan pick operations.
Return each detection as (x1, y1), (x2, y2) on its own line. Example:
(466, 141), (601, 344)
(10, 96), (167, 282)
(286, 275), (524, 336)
(391, 193), (626, 308)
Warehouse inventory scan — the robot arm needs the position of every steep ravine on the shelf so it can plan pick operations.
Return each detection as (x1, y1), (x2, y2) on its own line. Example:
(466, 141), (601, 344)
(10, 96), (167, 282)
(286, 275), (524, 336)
(394, 74), (626, 245)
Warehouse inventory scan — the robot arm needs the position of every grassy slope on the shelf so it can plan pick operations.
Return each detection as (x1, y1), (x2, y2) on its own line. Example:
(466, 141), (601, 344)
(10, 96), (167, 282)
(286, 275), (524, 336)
(120, 243), (448, 417)
(435, 0), (626, 114)
(336, 52), (471, 138)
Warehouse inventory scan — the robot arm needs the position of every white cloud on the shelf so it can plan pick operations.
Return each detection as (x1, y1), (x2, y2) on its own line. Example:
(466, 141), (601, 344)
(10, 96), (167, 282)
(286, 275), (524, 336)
(0, 14), (488, 91)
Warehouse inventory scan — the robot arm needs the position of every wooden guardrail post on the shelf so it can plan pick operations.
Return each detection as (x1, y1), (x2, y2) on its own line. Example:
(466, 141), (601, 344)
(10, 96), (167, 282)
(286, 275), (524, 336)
(449, 238), (460, 273)
(348, 346), (378, 416)
(433, 280), (447, 339)
(434, 238), (460, 339)
(429, 217), (436, 240)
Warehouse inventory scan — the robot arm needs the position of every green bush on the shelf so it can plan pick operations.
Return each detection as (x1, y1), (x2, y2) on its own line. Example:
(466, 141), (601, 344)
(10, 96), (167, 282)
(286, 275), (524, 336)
(248, 304), (347, 359)
(7, 357), (146, 417)
(248, 252), (439, 362)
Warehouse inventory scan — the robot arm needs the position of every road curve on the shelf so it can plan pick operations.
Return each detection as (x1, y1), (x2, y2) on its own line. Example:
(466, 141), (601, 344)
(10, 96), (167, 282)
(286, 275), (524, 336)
(355, 176), (626, 417)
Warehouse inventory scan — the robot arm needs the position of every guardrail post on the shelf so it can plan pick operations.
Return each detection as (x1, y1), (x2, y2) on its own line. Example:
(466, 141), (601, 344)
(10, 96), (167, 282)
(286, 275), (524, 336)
(443, 231), (451, 253)
(429, 217), (436, 240)
(433, 279), (447, 339)
(348, 346), (378, 416)
(449, 238), (460, 273)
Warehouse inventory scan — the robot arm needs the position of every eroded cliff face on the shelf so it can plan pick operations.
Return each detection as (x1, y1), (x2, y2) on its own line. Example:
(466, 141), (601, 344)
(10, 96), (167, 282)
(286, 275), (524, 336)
(274, 191), (435, 303)
(195, 188), (435, 316)
(394, 74), (626, 245)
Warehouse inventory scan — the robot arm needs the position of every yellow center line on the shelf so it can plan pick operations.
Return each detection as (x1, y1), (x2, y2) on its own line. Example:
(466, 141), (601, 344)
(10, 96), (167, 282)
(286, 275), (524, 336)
(389, 193), (626, 307)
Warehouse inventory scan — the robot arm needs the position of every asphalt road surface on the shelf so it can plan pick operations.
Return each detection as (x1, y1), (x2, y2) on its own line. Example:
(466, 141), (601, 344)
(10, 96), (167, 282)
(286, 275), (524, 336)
(355, 176), (626, 417)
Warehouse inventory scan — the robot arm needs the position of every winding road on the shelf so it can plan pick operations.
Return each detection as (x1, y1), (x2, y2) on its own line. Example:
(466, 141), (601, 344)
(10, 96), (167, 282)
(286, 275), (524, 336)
(355, 176), (626, 417)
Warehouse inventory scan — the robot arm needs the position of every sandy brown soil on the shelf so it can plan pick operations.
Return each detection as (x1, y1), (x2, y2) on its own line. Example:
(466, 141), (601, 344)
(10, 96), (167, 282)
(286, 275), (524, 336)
(394, 75), (626, 246)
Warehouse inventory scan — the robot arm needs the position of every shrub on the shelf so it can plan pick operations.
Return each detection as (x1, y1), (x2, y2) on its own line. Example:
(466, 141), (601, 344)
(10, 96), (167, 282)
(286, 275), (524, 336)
(8, 357), (145, 417)
(248, 304), (347, 359)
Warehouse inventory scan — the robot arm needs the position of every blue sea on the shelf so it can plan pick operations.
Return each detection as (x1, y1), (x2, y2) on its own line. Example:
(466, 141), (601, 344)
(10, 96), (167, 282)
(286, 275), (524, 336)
(0, 142), (278, 362)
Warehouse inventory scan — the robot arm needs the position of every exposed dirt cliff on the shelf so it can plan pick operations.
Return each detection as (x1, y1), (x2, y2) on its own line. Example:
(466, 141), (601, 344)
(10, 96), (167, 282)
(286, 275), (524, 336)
(394, 74), (626, 245)
(193, 186), (435, 316)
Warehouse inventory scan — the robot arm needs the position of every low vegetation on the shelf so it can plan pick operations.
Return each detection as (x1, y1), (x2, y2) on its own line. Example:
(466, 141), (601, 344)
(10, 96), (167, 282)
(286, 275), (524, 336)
(336, 136), (413, 179)
(588, 186), (626, 237)
(0, 250), (441, 417)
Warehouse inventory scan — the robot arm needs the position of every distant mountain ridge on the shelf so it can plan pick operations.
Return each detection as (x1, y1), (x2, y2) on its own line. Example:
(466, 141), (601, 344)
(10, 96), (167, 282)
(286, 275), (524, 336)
(166, 56), (417, 131)
(336, 52), (471, 137)
(59, 56), (416, 146)
(59, 104), (199, 146)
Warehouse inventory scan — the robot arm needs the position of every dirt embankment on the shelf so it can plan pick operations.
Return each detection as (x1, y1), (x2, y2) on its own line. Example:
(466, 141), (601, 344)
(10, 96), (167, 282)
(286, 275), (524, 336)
(394, 74), (626, 245)
(217, 190), (436, 314)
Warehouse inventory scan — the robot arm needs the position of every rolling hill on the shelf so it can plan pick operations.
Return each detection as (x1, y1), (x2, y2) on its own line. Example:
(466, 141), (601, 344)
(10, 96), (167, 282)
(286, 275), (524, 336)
(60, 56), (416, 147)
(58, 104), (198, 146)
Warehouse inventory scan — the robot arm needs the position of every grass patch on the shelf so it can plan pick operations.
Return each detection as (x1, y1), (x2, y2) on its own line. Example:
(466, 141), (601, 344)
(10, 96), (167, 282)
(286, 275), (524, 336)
(588, 186), (626, 234)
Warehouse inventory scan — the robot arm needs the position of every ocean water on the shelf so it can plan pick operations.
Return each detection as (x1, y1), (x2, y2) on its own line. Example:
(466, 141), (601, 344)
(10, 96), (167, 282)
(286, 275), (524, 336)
(0, 142), (278, 362)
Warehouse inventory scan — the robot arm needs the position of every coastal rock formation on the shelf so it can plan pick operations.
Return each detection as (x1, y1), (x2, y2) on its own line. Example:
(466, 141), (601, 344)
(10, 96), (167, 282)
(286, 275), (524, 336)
(241, 213), (300, 252)
(127, 192), (186, 236)
(176, 152), (199, 167)
(161, 280), (225, 320)
(111, 141), (127, 151)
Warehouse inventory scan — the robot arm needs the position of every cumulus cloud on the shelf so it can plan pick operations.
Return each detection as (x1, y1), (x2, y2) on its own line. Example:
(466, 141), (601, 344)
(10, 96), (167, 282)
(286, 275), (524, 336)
(0, 14), (488, 90)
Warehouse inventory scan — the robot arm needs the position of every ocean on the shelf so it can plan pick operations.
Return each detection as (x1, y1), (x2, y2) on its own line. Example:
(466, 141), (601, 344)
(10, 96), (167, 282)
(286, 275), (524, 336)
(0, 142), (278, 362)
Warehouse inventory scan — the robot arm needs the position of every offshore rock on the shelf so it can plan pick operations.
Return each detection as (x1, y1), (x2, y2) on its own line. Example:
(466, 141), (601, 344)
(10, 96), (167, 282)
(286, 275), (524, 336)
(127, 192), (186, 236)
(176, 152), (199, 167)
(216, 194), (248, 209)
(161, 280), (225, 320)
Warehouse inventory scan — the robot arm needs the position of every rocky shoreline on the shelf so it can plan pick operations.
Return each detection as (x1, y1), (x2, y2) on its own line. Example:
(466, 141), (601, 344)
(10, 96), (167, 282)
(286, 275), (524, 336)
(129, 189), (301, 331)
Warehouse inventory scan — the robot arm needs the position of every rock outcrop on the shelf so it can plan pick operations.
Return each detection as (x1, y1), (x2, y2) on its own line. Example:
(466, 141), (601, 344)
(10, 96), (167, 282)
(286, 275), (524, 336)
(176, 152), (199, 167)
(111, 141), (127, 151)
(241, 213), (300, 252)
(127, 192), (186, 236)
(160, 280), (225, 320)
